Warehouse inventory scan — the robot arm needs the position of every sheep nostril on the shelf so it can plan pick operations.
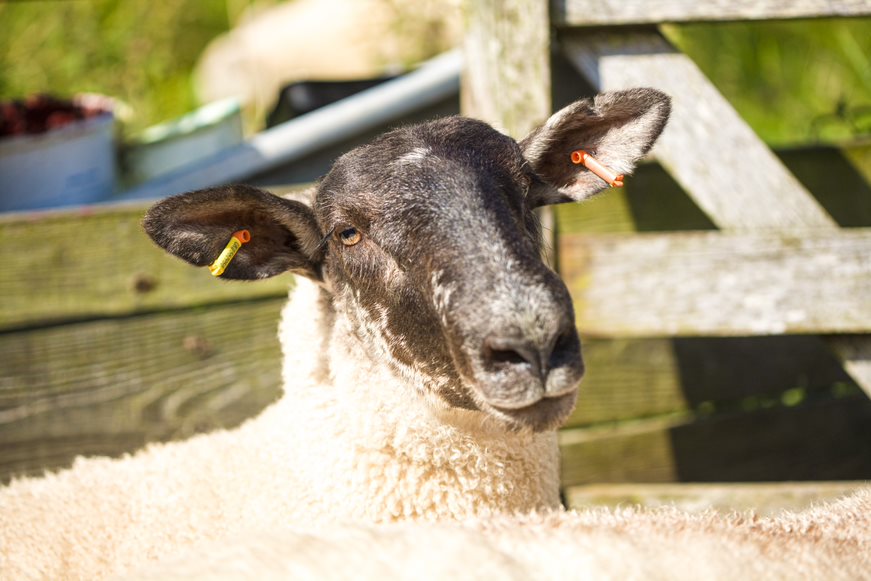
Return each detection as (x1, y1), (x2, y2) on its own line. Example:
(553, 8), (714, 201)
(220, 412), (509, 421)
(549, 329), (581, 370)
(482, 336), (544, 379)
(489, 348), (531, 367)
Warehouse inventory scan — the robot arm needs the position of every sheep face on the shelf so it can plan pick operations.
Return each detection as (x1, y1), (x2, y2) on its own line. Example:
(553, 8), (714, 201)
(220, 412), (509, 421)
(144, 88), (670, 433)
(314, 117), (582, 430)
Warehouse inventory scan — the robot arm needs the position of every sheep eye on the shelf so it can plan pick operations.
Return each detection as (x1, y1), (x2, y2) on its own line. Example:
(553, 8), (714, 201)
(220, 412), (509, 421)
(338, 227), (362, 246)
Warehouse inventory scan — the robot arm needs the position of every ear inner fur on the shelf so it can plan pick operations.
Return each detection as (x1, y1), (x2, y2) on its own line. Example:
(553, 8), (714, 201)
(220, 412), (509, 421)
(521, 88), (671, 207)
(143, 185), (325, 280)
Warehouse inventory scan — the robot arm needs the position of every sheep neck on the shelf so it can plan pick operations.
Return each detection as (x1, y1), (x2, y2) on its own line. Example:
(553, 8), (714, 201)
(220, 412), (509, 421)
(276, 278), (563, 521)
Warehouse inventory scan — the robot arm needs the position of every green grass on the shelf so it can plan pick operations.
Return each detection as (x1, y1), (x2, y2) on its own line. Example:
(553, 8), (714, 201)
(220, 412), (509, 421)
(665, 19), (871, 146)
(0, 0), (234, 134)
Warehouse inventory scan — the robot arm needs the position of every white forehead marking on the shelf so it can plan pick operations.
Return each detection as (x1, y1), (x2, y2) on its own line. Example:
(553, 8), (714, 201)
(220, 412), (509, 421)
(396, 146), (432, 166)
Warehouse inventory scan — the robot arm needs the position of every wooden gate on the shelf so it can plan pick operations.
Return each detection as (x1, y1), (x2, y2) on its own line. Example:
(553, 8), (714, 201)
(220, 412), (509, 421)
(463, 0), (871, 494)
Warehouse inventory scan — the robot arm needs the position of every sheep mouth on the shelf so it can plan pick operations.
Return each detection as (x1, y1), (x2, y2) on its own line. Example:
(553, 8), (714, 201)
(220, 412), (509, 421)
(466, 349), (584, 432)
(482, 390), (578, 432)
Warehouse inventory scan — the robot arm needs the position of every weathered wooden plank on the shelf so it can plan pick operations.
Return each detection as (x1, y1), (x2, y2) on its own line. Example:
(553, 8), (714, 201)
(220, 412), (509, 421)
(562, 30), (871, 395)
(553, 0), (871, 27)
(566, 335), (856, 428)
(0, 204), (290, 330)
(561, 229), (871, 337)
(0, 299), (285, 483)
(562, 415), (685, 484)
(559, 396), (871, 487)
(565, 482), (868, 516)
(568, 338), (686, 427)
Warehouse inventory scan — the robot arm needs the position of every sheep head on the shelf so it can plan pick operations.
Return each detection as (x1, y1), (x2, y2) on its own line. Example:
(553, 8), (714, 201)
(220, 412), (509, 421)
(144, 88), (670, 432)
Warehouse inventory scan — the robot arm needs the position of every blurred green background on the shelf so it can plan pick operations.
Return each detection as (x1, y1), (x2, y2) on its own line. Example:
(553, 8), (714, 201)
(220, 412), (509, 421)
(1, 1), (869, 144)
(0, 0), (241, 134)
(663, 20), (871, 146)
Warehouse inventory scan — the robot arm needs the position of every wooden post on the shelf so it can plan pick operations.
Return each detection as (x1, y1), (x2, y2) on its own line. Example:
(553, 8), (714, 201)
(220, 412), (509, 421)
(462, 0), (551, 136)
(462, 0), (557, 265)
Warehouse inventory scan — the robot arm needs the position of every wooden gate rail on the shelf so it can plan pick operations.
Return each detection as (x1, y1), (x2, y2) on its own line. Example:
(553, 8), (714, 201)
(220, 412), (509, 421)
(562, 229), (871, 337)
(553, 0), (871, 27)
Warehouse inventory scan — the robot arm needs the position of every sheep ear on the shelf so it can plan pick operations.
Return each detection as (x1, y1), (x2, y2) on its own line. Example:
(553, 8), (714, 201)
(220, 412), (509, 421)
(521, 88), (671, 207)
(143, 185), (325, 281)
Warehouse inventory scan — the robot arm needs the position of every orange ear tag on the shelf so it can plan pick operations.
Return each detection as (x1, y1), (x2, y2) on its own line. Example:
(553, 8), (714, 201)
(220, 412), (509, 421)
(208, 230), (251, 277)
(571, 150), (624, 188)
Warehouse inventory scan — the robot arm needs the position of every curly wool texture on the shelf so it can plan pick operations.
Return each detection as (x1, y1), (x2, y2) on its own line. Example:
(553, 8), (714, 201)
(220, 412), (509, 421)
(0, 279), (560, 580)
(131, 488), (871, 580)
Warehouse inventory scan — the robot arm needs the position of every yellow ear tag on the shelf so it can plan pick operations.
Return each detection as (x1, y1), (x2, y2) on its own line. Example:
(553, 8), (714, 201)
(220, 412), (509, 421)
(209, 230), (251, 277)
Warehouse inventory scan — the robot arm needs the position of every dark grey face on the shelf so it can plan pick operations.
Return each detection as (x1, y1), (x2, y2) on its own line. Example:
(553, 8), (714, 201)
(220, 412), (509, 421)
(143, 88), (671, 433)
(315, 118), (583, 430)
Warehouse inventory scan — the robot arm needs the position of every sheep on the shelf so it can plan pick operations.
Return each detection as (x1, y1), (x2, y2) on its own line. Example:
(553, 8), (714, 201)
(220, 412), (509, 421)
(195, 0), (460, 115)
(0, 88), (671, 580)
(133, 487), (871, 580)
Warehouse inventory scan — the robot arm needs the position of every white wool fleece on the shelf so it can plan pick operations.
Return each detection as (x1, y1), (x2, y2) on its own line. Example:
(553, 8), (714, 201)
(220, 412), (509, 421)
(0, 278), (561, 580)
(132, 488), (871, 581)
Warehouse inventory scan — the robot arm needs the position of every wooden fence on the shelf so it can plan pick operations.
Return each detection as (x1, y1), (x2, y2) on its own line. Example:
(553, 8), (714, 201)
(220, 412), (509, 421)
(462, 0), (871, 490)
(1, 1), (870, 502)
